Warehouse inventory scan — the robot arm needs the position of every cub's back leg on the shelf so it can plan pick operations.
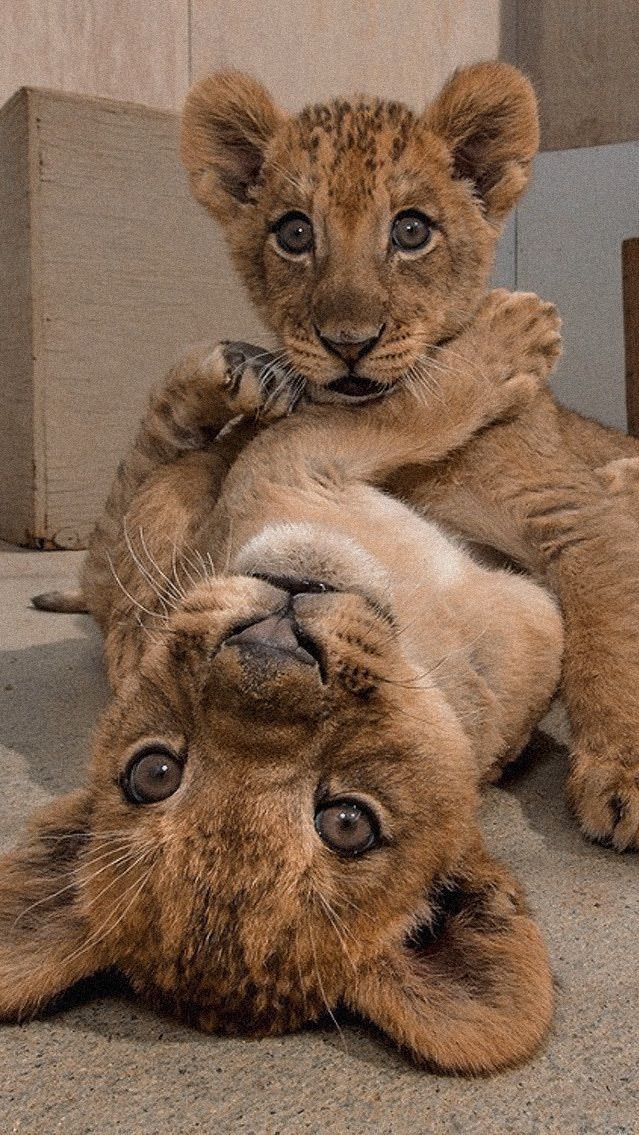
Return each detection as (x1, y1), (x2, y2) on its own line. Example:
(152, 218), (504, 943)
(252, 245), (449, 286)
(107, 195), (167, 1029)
(445, 563), (564, 781)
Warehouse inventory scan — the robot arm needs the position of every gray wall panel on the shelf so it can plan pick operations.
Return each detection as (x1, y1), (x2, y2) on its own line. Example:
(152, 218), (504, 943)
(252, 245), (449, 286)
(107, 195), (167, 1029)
(492, 213), (516, 291)
(516, 142), (639, 431)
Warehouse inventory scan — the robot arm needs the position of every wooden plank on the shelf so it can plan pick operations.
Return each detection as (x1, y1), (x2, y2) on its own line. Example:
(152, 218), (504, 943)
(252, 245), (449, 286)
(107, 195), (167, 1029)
(0, 87), (265, 549)
(517, 0), (639, 151)
(0, 90), (36, 546)
(34, 89), (266, 549)
(0, 0), (189, 111)
(623, 239), (639, 436)
(190, 0), (501, 110)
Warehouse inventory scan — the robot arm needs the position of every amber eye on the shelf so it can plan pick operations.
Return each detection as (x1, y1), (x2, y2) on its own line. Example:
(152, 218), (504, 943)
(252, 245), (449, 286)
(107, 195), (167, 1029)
(122, 746), (184, 805)
(391, 210), (433, 252)
(314, 798), (379, 857)
(273, 211), (314, 255)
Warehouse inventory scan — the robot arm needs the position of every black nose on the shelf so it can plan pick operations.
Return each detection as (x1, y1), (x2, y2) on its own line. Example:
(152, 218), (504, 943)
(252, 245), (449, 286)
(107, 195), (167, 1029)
(316, 325), (384, 366)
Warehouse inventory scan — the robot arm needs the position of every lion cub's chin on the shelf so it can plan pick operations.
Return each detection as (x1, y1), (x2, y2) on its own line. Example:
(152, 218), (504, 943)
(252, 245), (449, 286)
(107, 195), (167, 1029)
(232, 521), (394, 609)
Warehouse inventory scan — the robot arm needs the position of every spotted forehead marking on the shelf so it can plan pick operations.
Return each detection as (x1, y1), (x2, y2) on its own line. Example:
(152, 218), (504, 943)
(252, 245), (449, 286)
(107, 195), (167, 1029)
(295, 97), (418, 210)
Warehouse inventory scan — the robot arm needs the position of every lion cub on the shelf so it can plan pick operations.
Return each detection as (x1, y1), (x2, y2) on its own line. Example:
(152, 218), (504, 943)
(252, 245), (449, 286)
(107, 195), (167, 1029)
(1, 290), (563, 1074)
(181, 62), (639, 850)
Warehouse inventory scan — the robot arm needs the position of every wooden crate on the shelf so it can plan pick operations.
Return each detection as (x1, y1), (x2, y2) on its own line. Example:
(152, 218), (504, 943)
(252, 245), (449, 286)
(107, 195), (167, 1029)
(0, 86), (264, 548)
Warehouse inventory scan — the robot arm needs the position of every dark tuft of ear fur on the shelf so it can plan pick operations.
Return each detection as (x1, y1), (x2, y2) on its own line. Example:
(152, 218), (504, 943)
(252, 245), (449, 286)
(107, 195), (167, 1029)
(347, 845), (553, 1073)
(181, 70), (286, 218)
(427, 61), (539, 224)
(0, 791), (106, 1022)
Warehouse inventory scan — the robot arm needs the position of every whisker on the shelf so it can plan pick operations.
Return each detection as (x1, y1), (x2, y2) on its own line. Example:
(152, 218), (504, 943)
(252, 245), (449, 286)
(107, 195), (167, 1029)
(83, 847), (154, 914)
(307, 918), (348, 1052)
(138, 526), (185, 604)
(57, 850), (156, 971)
(313, 890), (357, 973)
(182, 542), (211, 583)
(106, 553), (169, 623)
(122, 520), (176, 614)
(175, 543), (203, 590)
(13, 840), (146, 928)
(192, 547), (213, 580)
(224, 515), (235, 576)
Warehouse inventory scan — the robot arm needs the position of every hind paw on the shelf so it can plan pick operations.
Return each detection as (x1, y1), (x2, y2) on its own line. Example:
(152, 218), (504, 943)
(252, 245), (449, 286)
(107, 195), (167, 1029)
(568, 750), (639, 851)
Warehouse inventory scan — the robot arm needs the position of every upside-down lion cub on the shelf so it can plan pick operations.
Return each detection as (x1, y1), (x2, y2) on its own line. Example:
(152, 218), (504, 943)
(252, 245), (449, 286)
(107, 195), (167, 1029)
(181, 61), (639, 851)
(1, 289), (562, 1074)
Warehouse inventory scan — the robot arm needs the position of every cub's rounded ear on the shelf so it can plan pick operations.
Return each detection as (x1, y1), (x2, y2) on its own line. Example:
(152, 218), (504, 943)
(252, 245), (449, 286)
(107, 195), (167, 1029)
(181, 71), (286, 219)
(0, 791), (113, 1022)
(426, 61), (539, 224)
(346, 848), (553, 1074)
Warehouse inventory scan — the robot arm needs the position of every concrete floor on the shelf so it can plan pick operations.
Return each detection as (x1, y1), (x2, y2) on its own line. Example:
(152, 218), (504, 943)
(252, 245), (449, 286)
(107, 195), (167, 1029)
(0, 542), (637, 1135)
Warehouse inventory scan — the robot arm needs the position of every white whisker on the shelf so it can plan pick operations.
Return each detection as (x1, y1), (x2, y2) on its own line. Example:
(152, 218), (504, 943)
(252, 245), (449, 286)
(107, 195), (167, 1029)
(138, 526), (185, 603)
(308, 918), (348, 1052)
(122, 519), (176, 614)
(106, 552), (168, 623)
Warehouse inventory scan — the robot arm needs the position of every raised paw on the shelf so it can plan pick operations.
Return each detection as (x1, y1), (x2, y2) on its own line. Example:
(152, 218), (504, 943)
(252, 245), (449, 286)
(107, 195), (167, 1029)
(200, 341), (305, 421)
(567, 751), (639, 851)
(476, 289), (562, 387)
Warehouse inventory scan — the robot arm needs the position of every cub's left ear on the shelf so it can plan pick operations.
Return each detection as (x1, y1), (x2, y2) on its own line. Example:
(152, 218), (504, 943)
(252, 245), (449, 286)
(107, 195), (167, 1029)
(181, 70), (286, 219)
(0, 791), (109, 1022)
(346, 847), (553, 1074)
(427, 61), (539, 224)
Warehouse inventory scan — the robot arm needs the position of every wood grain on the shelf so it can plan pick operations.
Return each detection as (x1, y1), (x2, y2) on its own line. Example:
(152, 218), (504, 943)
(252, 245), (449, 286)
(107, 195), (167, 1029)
(0, 88), (265, 548)
(0, 91), (37, 546)
(190, 0), (501, 110)
(623, 238), (639, 436)
(517, 0), (639, 151)
(0, 0), (189, 111)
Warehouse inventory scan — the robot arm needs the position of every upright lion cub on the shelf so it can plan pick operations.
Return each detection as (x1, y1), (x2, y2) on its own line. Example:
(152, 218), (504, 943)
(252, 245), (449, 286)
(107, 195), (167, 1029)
(181, 62), (639, 851)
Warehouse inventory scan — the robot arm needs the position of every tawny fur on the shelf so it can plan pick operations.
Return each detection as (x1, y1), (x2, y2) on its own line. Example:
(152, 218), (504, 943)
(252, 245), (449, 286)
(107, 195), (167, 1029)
(177, 61), (639, 851)
(3, 293), (564, 1074)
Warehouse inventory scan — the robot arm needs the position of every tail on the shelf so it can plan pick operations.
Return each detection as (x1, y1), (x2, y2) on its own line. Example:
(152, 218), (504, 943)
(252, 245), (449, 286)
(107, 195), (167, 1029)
(31, 589), (88, 614)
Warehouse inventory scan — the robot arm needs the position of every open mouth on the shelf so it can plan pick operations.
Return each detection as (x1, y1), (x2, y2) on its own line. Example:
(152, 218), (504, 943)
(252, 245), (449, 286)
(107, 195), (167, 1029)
(326, 375), (391, 400)
(249, 573), (339, 596)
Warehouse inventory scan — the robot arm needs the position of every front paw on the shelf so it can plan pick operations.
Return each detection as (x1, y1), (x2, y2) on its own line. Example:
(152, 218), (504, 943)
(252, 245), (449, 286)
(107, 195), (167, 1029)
(476, 289), (562, 388)
(200, 341), (305, 421)
(567, 750), (639, 851)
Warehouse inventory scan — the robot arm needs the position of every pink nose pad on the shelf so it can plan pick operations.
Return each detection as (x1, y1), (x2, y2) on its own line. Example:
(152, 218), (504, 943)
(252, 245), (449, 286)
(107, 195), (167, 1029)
(226, 613), (319, 668)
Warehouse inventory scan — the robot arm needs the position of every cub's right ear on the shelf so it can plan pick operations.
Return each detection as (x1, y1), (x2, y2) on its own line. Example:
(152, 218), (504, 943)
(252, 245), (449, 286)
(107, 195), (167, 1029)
(427, 61), (539, 224)
(347, 847), (554, 1073)
(0, 791), (107, 1022)
(181, 71), (286, 219)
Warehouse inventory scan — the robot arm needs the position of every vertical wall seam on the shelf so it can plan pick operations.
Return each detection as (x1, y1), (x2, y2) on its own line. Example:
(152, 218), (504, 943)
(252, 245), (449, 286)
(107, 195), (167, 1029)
(187, 0), (193, 85)
(27, 91), (50, 541)
(514, 0), (520, 289)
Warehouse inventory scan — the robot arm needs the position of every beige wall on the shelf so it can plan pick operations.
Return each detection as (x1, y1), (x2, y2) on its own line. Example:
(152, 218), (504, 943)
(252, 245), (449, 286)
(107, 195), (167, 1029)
(1, 0), (501, 114)
(1, 1), (190, 110)
(4, 3), (639, 149)
(189, 0), (502, 109)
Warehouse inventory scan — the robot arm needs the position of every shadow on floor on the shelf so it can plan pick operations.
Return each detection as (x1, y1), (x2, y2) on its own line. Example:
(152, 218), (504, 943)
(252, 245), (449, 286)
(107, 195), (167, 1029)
(0, 635), (109, 794)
